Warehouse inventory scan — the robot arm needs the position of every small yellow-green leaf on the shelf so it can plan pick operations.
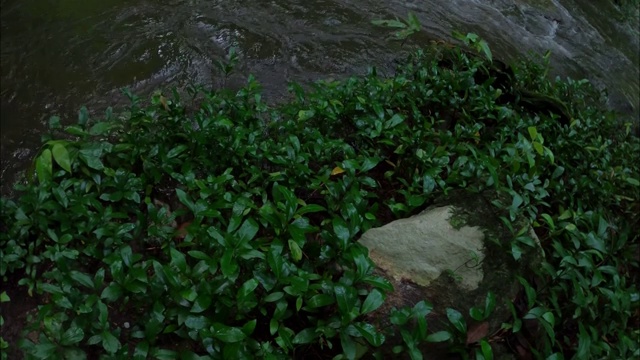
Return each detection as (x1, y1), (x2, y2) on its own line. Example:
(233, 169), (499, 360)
(533, 141), (544, 155)
(331, 166), (345, 176)
(558, 209), (572, 220)
(565, 223), (577, 231)
(478, 39), (492, 62)
(527, 126), (538, 141)
(288, 240), (302, 262)
(52, 143), (72, 173)
(297, 110), (315, 121)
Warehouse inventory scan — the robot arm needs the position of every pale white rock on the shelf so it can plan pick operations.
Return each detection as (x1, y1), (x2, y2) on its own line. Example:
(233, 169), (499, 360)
(359, 206), (485, 291)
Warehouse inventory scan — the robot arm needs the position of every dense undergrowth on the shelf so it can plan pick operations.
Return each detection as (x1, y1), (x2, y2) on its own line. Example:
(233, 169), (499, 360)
(0, 39), (638, 360)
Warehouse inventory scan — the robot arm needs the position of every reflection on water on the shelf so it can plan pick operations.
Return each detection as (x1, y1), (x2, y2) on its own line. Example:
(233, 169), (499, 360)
(1, 0), (638, 194)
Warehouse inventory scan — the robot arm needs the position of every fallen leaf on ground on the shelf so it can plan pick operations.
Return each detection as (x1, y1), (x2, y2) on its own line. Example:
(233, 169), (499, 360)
(331, 166), (345, 175)
(466, 321), (489, 344)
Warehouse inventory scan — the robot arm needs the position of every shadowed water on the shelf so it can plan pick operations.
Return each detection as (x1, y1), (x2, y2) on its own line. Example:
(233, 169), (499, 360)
(1, 0), (638, 194)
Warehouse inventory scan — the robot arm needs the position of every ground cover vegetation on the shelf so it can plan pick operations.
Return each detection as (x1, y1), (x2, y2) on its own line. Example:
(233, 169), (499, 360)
(0, 31), (638, 359)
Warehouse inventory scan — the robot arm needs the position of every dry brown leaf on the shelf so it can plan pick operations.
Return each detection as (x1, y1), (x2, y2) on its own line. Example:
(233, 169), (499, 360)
(466, 321), (489, 344)
(160, 96), (169, 111)
(175, 221), (191, 240)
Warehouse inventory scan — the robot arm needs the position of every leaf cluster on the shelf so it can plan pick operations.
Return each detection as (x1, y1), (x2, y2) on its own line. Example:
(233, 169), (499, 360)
(1, 39), (638, 360)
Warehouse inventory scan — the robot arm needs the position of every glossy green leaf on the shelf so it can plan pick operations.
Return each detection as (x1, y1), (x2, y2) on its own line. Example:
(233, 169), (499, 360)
(264, 292), (284, 302)
(166, 145), (188, 159)
(446, 308), (466, 334)
(267, 245), (285, 279)
(180, 287), (197, 302)
(333, 217), (350, 250)
(36, 148), (53, 183)
(288, 240), (302, 262)
(626, 177), (640, 186)
(221, 249), (239, 278)
(426, 330), (452, 343)
(385, 114), (405, 129)
(191, 293), (212, 313)
(238, 279), (259, 299)
(363, 275), (393, 292)
(390, 308), (410, 326)
(176, 188), (194, 212)
(32, 343), (58, 358)
(292, 328), (317, 344)
(39, 283), (63, 295)
(78, 106), (89, 127)
(361, 289), (385, 315)
(480, 339), (493, 360)
(133, 341), (149, 360)
(270, 319), (279, 336)
(101, 283), (123, 302)
(185, 315), (208, 330)
(188, 250), (211, 261)
(51, 143), (72, 173)
(60, 327), (84, 346)
(340, 332), (357, 360)
(296, 204), (326, 216)
(213, 324), (247, 343)
(65, 125), (88, 136)
(89, 122), (111, 135)
(242, 319), (257, 336)
(101, 331), (121, 354)
(355, 323), (385, 347)
(98, 301), (108, 328)
(70, 271), (95, 289)
(334, 284), (357, 317)
(120, 246), (133, 267)
(237, 218), (259, 243)
(170, 248), (187, 273)
(151, 349), (178, 360)
(484, 292), (496, 317)
(296, 296), (303, 311)
(307, 294), (335, 308)
(469, 307), (484, 321)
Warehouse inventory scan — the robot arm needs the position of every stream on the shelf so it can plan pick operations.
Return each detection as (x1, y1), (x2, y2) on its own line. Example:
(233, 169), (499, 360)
(1, 0), (638, 194)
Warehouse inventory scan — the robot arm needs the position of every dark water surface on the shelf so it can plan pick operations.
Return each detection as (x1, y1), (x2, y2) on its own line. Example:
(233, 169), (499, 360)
(1, 0), (638, 193)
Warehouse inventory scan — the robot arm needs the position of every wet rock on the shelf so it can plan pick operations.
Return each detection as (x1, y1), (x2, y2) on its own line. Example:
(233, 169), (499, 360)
(359, 191), (543, 359)
(359, 205), (485, 291)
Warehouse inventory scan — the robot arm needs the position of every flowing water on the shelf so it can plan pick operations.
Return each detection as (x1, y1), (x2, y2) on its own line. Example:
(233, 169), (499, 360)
(1, 0), (638, 194)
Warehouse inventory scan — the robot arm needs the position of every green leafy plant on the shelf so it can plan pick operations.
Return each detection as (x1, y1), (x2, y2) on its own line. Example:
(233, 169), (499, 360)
(1, 35), (638, 360)
(0, 291), (9, 360)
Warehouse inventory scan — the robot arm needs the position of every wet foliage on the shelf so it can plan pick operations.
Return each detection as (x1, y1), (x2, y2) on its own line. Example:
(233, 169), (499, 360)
(1, 39), (638, 359)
